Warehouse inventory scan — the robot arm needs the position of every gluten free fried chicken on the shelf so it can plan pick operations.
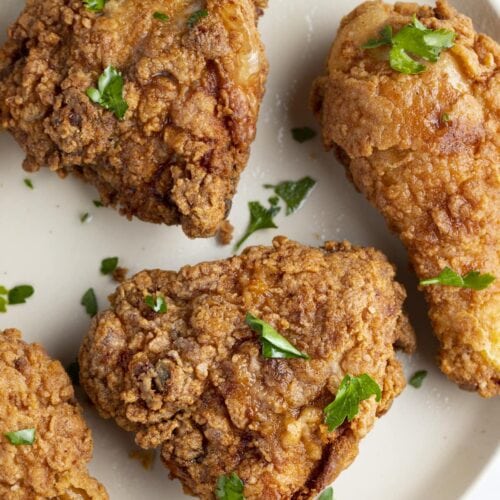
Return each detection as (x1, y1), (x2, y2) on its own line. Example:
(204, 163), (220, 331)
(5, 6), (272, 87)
(0, 0), (268, 237)
(0, 329), (107, 499)
(312, 0), (500, 397)
(79, 236), (415, 499)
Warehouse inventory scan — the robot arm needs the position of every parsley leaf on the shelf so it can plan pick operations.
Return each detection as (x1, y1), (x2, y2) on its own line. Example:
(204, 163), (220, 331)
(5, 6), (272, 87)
(81, 288), (98, 317)
(419, 267), (495, 291)
(24, 178), (34, 189)
(234, 200), (280, 251)
(0, 296), (7, 313)
(264, 176), (316, 215)
(291, 126), (317, 143)
(4, 428), (36, 445)
(86, 66), (128, 120)
(318, 487), (334, 500)
(66, 361), (80, 387)
(187, 9), (208, 28)
(145, 295), (167, 314)
(409, 370), (427, 388)
(363, 15), (455, 74)
(8, 285), (35, 305)
(93, 200), (103, 207)
(83, 0), (107, 12)
(215, 472), (245, 500)
(80, 212), (92, 224)
(245, 313), (310, 360)
(101, 257), (119, 275)
(324, 374), (381, 431)
(153, 11), (169, 22)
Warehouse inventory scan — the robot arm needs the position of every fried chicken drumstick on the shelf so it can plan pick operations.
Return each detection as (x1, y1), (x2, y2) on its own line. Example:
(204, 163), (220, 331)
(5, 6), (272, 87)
(79, 237), (415, 499)
(0, 0), (268, 237)
(0, 329), (107, 499)
(312, 0), (499, 397)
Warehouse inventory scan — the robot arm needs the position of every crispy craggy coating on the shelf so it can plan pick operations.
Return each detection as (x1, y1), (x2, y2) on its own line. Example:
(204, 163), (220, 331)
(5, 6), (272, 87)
(0, 0), (268, 238)
(79, 236), (415, 499)
(0, 329), (107, 499)
(312, 0), (500, 396)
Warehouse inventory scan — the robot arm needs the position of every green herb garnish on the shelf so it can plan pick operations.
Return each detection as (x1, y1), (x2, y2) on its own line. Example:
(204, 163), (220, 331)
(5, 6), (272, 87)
(215, 472), (245, 500)
(234, 200), (280, 251)
(291, 127), (317, 143)
(80, 212), (92, 224)
(8, 285), (34, 305)
(363, 16), (455, 74)
(93, 200), (103, 207)
(24, 178), (34, 189)
(0, 296), (7, 313)
(83, 0), (107, 12)
(100, 257), (119, 275)
(264, 176), (316, 215)
(81, 288), (98, 317)
(245, 313), (309, 360)
(145, 295), (167, 314)
(4, 428), (36, 445)
(153, 11), (169, 22)
(324, 374), (381, 431)
(318, 487), (334, 500)
(409, 370), (427, 388)
(66, 361), (80, 387)
(187, 9), (208, 28)
(87, 66), (128, 120)
(420, 267), (495, 291)
(441, 112), (451, 123)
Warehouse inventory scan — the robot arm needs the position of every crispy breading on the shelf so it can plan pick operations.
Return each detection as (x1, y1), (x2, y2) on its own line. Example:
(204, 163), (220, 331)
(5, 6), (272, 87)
(312, 0), (500, 396)
(0, 329), (107, 499)
(79, 236), (415, 499)
(0, 0), (268, 238)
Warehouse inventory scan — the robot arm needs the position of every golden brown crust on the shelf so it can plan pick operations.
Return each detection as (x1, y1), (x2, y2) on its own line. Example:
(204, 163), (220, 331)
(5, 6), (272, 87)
(0, 0), (268, 238)
(79, 236), (415, 498)
(0, 329), (107, 499)
(312, 0), (500, 396)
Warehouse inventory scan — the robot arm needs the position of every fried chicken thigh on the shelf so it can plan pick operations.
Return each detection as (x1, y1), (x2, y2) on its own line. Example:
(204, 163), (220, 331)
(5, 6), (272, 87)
(79, 237), (415, 499)
(0, 0), (268, 237)
(0, 329), (107, 499)
(312, 0), (499, 396)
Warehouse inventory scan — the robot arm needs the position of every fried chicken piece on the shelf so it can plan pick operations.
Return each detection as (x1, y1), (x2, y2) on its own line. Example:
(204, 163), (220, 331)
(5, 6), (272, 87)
(0, 329), (107, 499)
(312, 0), (500, 397)
(0, 0), (268, 238)
(79, 236), (415, 499)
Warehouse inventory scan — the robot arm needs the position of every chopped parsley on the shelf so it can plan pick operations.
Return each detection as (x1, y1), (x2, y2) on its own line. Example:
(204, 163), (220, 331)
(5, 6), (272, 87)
(318, 487), (334, 500)
(83, 0), (107, 12)
(419, 267), (495, 291)
(245, 313), (310, 360)
(215, 472), (245, 500)
(187, 9), (208, 28)
(153, 11), (169, 22)
(81, 288), (98, 317)
(100, 257), (119, 275)
(264, 176), (316, 215)
(8, 285), (35, 305)
(4, 428), (36, 445)
(291, 127), (317, 143)
(93, 200), (103, 207)
(145, 295), (167, 314)
(324, 374), (381, 431)
(24, 178), (34, 189)
(86, 66), (129, 120)
(363, 15), (455, 74)
(234, 199), (280, 251)
(66, 361), (80, 387)
(80, 212), (92, 224)
(409, 370), (427, 388)
(441, 112), (451, 123)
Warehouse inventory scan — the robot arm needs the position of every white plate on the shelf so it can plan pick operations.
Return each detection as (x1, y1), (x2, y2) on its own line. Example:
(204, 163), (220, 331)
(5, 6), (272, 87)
(0, 1), (499, 499)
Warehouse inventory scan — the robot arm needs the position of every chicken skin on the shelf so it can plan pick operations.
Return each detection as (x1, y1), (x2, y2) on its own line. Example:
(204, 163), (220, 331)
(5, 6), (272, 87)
(0, 329), (107, 499)
(0, 0), (268, 238)
(79, 236), (415, 499)
(312, 0), (499, 397)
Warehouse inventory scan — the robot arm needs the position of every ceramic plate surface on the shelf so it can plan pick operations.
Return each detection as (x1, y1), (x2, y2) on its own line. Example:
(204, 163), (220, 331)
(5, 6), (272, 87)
(0, 1), (499, 499)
